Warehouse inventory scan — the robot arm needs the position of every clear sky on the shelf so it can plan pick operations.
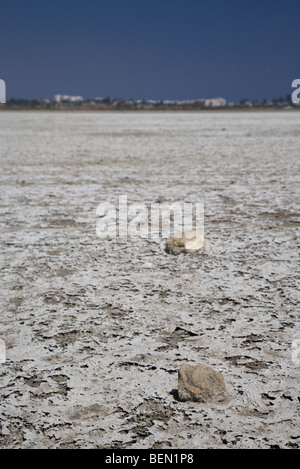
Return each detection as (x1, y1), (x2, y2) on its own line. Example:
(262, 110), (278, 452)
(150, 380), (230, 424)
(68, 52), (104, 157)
(1, 0), (299, 101)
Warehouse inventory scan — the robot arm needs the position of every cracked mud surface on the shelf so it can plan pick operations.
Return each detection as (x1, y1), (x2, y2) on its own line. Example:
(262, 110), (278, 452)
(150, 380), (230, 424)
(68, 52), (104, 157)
(0, 110), (299, 449)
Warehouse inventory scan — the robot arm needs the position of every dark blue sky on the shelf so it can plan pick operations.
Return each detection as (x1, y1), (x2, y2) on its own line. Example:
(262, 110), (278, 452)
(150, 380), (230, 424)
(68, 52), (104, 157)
(1, 0), (299, 101)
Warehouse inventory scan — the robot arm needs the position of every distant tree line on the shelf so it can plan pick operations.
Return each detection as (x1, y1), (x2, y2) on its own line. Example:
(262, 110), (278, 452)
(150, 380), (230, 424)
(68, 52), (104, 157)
(1, 94), (298, 110)
(238, 94), (293, 107)
(5, 98), (42, 108)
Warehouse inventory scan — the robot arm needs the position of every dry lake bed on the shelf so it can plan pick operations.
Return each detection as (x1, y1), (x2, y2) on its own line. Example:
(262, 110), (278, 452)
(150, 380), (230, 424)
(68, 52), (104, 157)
(0, 110), (299, 449)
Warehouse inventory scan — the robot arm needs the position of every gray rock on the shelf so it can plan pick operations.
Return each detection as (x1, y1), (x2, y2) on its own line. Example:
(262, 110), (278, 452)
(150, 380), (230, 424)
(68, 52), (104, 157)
(178, 363), (228, 403)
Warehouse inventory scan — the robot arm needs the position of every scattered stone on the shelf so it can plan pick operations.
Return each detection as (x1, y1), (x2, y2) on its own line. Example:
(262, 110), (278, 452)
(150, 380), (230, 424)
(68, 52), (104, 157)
(165, 229), (205, 255)
(142, 262), (153, 268)
(178, 363), (228, 403)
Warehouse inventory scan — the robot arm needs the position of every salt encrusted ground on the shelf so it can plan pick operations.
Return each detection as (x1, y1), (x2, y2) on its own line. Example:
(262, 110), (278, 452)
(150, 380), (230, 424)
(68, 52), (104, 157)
(0, 110), (299, 449)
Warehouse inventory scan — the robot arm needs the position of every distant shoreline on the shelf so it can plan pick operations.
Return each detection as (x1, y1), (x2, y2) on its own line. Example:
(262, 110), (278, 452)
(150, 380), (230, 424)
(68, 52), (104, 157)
(0, 106), (298, 112)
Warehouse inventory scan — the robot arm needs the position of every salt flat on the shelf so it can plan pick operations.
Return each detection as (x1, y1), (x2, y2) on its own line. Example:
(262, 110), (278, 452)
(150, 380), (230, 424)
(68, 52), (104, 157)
(0, 110), (299, 448)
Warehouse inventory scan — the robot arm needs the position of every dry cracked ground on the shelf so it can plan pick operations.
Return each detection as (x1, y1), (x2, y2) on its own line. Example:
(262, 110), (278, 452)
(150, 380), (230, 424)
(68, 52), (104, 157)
(0, 110), (299, 449)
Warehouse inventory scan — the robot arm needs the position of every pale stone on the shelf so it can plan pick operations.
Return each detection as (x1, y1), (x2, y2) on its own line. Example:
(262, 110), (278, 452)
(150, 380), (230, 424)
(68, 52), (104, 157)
(165, 229), (205, 255)
(178, 363), (228, 403)
(142, 262), (153, 268)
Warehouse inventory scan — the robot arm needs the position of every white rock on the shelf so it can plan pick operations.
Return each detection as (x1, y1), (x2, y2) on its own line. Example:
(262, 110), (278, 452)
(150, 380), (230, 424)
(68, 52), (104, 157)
(165, 229), (205, 255)
(142, 262), (153, 268)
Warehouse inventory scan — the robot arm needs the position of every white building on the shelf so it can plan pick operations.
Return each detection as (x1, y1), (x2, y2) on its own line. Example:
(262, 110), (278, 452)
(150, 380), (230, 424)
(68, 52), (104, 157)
(204, 97), (227, 107)
(54, 94), (84, 103)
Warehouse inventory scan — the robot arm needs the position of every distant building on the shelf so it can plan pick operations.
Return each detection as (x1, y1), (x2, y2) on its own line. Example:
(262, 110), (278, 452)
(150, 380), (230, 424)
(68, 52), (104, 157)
(54, 94), (84, 103)
(112, 99), (125, 106)
(204, 97), (227, 108)
(162, 100), (176, 105)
